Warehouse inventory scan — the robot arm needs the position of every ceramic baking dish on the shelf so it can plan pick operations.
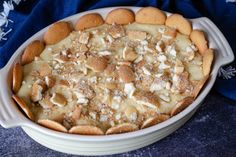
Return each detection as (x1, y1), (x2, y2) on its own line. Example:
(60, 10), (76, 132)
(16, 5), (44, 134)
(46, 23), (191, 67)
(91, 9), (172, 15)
(0, 7), (234, 156)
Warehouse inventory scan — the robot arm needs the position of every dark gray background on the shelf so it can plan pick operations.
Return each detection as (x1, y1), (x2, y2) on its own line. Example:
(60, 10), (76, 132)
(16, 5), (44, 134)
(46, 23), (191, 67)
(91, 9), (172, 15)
(1, 91), (236, 157)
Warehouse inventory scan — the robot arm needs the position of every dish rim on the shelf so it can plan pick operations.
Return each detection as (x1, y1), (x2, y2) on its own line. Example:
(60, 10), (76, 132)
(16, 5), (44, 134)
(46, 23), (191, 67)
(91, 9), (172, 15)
(0, 6), (234, 142)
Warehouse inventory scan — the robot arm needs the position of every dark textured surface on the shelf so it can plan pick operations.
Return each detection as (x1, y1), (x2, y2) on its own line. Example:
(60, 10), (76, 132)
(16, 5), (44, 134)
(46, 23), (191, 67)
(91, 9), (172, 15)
(1, 91), (236, 157)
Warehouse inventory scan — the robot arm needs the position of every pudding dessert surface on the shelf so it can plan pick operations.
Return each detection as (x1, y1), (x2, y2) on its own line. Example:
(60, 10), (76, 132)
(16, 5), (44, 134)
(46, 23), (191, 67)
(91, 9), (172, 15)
(11, 7), (214, 135)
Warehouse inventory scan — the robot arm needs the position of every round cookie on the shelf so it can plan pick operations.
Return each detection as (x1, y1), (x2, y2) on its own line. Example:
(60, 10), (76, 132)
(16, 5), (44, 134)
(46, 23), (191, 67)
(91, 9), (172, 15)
(44, 21), (72, 45)
(12, 63), (23, 93)
(106, 123), (138, 135)
(141, 114), (169, 129)
(38, 119), (67, 132)
(190, 30), (208, 55)
(75, 13), (104, 31)
(105, 8), (135, 25)
(165, 14), (192, 35)
(21, 40), (45, 65)
(202, 49), (214, 76)
(12, 95), (34, 120)
(171, 97), (194, 116)
(135, 7), (166, 25)
(69, 125), (104, 135)
(192, 75), (209, 99)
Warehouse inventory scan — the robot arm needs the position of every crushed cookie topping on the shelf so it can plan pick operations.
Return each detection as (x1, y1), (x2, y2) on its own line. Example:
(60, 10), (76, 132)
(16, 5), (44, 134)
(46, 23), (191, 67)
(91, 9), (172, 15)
(78, 32), (90, 44)
(122, 46), (138, 61)
(31, 82), (44, 102)
(86, 56), (108, 72)
(108, 24), (125, 38)
(50, 93), (67, 107)
(118, 65), (135, 83)
(18, 22), (203, 132)
(98, 50), (112, 56)
(155, 40), (165, 52)
(124, 83), (136, 98)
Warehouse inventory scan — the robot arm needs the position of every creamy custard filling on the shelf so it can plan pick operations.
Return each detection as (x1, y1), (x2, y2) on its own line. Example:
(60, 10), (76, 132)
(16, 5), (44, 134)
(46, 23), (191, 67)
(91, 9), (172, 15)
(17, 23), (204, 130)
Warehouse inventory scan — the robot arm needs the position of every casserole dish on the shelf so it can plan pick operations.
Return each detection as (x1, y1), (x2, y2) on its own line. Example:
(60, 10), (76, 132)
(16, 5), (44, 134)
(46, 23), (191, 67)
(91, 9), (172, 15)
(0, 7), (234, 155)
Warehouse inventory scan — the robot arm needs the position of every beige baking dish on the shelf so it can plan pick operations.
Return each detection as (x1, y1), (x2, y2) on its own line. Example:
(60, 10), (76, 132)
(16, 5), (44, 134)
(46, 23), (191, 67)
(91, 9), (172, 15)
(0, 7), (234, 156)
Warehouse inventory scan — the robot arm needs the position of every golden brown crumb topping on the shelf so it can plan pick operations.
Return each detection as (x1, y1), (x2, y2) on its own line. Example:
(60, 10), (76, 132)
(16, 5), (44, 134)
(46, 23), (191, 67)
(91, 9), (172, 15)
(17, 22), (204, 133)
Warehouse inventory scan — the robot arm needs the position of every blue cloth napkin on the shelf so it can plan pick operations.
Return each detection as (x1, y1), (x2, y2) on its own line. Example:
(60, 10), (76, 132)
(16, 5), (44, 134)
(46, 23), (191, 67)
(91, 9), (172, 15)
(0, 0), (235, 101)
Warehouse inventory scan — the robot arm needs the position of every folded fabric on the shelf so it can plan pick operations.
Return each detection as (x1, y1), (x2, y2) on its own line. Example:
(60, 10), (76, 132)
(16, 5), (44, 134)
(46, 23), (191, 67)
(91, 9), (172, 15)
(0, 0), (235, 100)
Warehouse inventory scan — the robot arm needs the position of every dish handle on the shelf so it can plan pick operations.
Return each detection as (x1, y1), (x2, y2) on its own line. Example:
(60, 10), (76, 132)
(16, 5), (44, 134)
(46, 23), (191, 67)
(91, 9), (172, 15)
(0, 99), (15, 128)
(197, 17), (235, 66)
(0, 69), (24, 128)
